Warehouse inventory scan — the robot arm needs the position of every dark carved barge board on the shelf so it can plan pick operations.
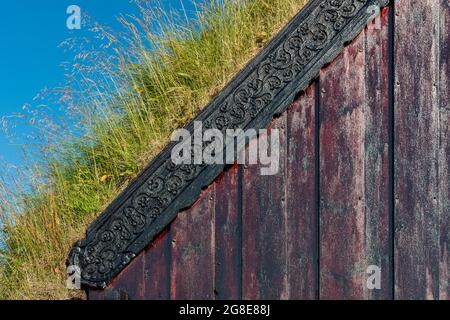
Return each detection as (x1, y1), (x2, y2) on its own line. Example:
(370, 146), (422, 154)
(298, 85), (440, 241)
(69, 0), (391, 289)
(394, 0), (449, 300)
(319, 7), (390, 299)
(85, 0), (450, 299)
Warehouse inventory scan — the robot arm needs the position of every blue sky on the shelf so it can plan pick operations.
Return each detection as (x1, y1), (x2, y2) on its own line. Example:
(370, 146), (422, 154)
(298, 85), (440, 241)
(0, 0), (194, 167)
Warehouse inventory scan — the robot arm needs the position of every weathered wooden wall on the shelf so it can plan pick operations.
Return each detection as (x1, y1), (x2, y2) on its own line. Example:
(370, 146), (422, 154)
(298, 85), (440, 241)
(394, 0), (449, 300)
(89, 1), (449, 300)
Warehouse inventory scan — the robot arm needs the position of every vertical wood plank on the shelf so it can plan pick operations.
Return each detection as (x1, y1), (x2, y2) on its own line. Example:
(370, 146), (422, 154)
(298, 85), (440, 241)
(319, 19), (390, 298)
(319, 32), (367, 300)
(143, 230), (170, 300)
(170, 186), (215, 299)
(285, 86), (317, 299)
(215, 165), (241, 299)
(242, 114), (288, 300)
(394, 0), (442, 300)
(438, 0), (450, 300)
(364, 7), (391, 300)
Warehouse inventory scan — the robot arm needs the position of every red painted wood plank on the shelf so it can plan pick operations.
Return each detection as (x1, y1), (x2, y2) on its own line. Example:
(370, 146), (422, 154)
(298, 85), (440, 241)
(285, 85), (316, 299)
(363, 7), (391, 300)
(319, 32), (367, 300)
(438, 0), (450, 300)
(394, 0), (442, 300)
(170, 186), (215, 299)
(214, 165), (240, 299)
(242, 114), (288, 300)
(143, 229), (170, 299)
(319, 16), (390, 298)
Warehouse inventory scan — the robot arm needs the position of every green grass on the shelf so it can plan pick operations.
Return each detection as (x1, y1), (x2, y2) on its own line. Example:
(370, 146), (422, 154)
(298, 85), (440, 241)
(0, 0), (307, 299)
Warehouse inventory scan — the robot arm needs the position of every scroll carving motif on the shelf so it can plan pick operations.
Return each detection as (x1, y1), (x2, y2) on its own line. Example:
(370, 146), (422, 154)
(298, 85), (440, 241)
(68, 0), (389, 289)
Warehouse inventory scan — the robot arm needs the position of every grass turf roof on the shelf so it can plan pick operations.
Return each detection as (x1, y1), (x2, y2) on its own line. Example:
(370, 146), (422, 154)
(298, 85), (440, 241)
(0, 0), (308, 299)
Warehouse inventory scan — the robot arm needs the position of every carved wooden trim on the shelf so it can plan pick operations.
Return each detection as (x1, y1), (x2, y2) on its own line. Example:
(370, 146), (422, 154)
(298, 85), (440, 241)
(68, 0), (390, 289)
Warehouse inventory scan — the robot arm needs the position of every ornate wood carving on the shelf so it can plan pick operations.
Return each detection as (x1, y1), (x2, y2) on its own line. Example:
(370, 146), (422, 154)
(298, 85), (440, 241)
(68, 0), (390, 289)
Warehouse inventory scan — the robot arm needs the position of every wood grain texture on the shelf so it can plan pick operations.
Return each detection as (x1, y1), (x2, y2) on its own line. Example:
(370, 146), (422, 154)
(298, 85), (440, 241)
(86, 2), (450, 300)
(170, 186), (215, 299)
(319, 32), (367, 300)
(214, 165), (241, 299)
(242, 114), (288, 300)
(285, 85), (317, 299)
(363, 7), (391, 300)
(394, 0), (443, 300)
(143, 230), (170, 299)
(319, 15), (390, 298)
(438, 0), (450, 300)
(70, 0), (393, 290)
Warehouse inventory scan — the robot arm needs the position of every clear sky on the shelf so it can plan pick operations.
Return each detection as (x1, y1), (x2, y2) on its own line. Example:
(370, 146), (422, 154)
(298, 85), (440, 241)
(0, 0), (194, 167)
